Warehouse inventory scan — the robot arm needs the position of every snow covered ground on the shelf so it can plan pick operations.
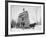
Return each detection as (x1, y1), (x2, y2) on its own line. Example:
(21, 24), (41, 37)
(8, 25), (43, 35)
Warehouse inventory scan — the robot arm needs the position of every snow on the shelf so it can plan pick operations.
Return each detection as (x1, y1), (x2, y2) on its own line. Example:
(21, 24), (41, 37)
(9, 25), (43, 35)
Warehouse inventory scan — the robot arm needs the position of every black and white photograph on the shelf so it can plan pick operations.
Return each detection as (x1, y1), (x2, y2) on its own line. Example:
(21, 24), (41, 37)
(5, 1), (45, 36)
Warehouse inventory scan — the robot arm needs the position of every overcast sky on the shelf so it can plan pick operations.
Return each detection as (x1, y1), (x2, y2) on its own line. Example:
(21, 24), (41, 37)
(10, 5), (41, 24)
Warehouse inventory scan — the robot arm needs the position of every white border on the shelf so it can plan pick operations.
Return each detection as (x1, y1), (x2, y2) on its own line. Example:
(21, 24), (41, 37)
(8, 2), (43, 35)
